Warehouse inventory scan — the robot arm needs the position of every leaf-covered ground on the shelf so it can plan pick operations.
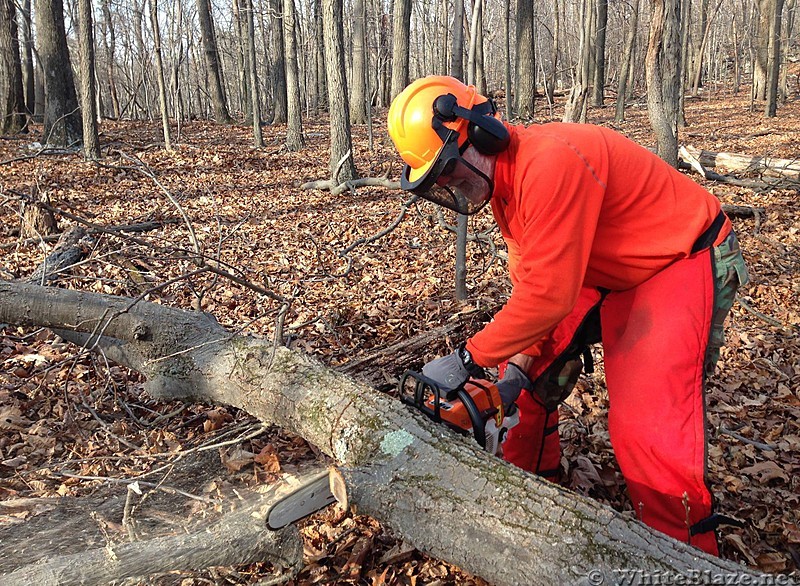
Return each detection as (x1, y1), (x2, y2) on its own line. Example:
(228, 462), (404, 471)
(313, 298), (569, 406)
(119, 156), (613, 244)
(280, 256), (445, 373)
(0, 91), (798, 584)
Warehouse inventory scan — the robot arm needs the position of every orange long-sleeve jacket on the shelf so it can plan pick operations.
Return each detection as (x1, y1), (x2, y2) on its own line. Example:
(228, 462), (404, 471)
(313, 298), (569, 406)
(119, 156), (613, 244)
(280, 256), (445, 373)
(465, 122), (728, 367)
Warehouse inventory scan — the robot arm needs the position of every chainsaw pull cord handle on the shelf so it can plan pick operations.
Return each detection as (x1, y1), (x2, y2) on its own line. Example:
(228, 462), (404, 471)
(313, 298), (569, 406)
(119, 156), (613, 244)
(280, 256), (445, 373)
(456, 388), (487, 448)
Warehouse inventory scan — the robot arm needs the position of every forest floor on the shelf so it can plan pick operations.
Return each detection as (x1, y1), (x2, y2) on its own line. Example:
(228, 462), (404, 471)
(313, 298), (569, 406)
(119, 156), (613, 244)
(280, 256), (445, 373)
(0, 89), (798, 585)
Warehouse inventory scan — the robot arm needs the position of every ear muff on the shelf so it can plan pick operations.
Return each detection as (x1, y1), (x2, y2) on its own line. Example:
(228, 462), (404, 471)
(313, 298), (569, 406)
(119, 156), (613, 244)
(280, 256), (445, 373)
(432, 93), (510, 156)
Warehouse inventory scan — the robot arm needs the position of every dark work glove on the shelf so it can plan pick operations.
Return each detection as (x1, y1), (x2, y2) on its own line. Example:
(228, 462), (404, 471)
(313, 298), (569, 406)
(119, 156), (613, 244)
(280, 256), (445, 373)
(422, 344), (485, 393)
(496, 362), (533, 408)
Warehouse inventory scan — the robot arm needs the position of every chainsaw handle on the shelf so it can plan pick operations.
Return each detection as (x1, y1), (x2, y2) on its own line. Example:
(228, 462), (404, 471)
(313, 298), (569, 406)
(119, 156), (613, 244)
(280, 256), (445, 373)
(456, 388), (486, 449)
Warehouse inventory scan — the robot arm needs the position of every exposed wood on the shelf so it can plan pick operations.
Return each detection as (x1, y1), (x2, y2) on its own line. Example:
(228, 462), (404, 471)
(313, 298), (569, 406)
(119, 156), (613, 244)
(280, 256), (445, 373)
(0, 281), (776, 586)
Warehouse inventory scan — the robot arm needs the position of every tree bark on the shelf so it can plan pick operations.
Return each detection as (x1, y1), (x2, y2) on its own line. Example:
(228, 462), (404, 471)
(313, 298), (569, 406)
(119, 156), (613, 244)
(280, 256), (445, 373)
(196, 0), (231, 123)
(350, 0), (368, 124)
(389, 0), (411, 100)
(100, 0), (120, 119)
(450, 0), (464, 79)
(646, 0), (681, 167)
(592, 0), (607, 106)
(322, 0), (356, 181)
(282, 0), (304, 150)
(764, 0), (785, 117)
(615, 0), (640, 123)
(245, 0), (263, 146)
(0, 0), (27, 134)
(515, 0), (535, 119)
(0, 281), (777, 586)
(35, 0), (82, 146)
(148, 0), (172, 149)
(76, 0), (100, 159)
(269, 0), (288, 123)
(19, 0), (34, 117)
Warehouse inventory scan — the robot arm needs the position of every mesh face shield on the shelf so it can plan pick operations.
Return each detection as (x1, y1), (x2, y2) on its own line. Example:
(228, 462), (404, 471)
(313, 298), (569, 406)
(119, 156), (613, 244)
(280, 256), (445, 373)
(399, 131), (493, 215)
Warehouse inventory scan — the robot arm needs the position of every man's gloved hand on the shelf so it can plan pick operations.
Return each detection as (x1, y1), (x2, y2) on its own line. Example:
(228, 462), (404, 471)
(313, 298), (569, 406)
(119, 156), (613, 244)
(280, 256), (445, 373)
(422, 344), (485, 393)
(496, 362), (533, 408)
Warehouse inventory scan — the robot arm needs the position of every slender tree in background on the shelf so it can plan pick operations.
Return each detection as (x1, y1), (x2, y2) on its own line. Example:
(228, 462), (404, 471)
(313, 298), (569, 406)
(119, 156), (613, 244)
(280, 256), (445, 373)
(245, 0), (263, 146)
(592, 0), (608, 106)
(764, 0), (785, 117)
(0, 0), (27, 134)
(646, 0), (682, 167)
(350, 0), (368, 124)
(35, 0), (82, 146)
(283, 0), (303, 150)
(390, 0), (412, 99)
(563, 0), (593, 122)
(515, 0), (535, 118)
(467, 0), (484, 94)
(196, 0), (231, 123)
(232, 0), (250, 122)
(19, 0), (34, 117)
(314, 0), (327, 112)
(149, 0), (172, 149)
(322, 0), (356, 181)
(615, 0), (640, 123)
(100, 0), (120, 119)
(269, 0), (288, 123)
(450, 0), (464, 80)
(77, 0), (100, 158)
(503, 0), (512, 115)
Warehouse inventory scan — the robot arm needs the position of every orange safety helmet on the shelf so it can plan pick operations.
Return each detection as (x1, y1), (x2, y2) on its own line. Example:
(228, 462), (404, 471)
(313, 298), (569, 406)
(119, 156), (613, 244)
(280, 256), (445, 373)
(387, 76), (510, 214)
(388, 76), (483, 185)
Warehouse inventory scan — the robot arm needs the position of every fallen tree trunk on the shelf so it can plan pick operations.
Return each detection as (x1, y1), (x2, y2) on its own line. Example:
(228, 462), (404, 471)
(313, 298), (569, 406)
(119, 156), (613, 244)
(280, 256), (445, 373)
(0, 281), (778, 585)
(682, 145), (800, 181)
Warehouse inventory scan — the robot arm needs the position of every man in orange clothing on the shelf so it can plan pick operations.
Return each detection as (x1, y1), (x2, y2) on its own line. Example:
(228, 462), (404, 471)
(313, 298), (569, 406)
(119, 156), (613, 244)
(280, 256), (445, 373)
(387, 75), (749, 556)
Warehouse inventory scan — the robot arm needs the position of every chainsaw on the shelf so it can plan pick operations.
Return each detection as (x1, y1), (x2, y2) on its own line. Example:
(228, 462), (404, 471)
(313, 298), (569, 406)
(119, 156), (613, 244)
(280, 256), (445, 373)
(398, 370), (519, 456)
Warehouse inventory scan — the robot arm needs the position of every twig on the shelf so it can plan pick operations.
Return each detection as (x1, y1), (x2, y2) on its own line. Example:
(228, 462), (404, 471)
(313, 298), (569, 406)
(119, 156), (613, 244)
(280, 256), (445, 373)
(719, 426), (776, 451)
(56, 472), (220, 503)
(736, 294), (785, 328)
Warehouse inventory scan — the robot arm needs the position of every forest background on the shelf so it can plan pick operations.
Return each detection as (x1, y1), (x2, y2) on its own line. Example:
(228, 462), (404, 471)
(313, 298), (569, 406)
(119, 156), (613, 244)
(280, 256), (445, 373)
(0, 0), (799, 583)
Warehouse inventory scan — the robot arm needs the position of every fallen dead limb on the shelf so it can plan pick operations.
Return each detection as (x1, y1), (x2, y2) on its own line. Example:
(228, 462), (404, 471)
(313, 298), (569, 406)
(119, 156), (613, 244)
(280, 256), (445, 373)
(0, 281), (778, 585)
(679, 145), (800, 191)
(2, 493), (302, 586)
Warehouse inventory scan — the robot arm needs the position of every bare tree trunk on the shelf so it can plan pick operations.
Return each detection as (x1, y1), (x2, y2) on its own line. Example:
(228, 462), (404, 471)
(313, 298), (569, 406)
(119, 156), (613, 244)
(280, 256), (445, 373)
(564, 0), (593, 122)
(764, 0), (785, 117)
(100, 0), (120, 119)
(322, 0), (356, 181)
(753, 0), (770, 101)
(233, 0), (251, 121)
(615, 0), (640, 123)
(196, 0), (231, 123)
(390, 0), (411, 100)
(0, 281), (775, 586)
(19, 0), (34, 117)
(691, 0), (724, 96)
(282, 0), (303, 149)
(350, 0), (368, 124)
(245, 0), (263, 146)
(646, 0), (681, 167)
(450, 0), (464, 79)
(592, 0), (607, 106)
(269, 0), (288, 123)
(76, 0), (100, 159)
(515, 0), (535, 119)
(503, 0), (512, 114)
(148, 0), (172, 150)
(35, 0), (82, 146)
(0, 0), (27, 134)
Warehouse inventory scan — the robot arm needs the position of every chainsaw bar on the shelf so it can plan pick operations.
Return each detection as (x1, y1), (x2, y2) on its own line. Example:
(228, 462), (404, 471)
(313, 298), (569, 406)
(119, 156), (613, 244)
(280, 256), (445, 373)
(266, 469), (342, 530)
